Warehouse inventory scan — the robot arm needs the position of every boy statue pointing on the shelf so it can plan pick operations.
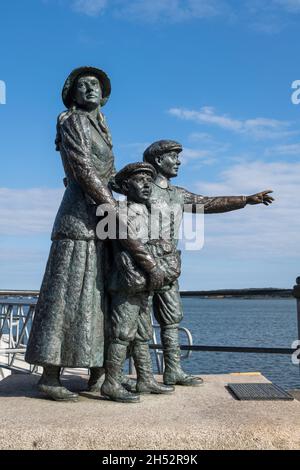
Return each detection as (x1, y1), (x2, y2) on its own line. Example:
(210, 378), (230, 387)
(143, 140), (274, 386)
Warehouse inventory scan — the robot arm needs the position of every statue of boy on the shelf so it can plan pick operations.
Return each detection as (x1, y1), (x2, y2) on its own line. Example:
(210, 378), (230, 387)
(143, 140), (274, 386)
(102, 162), (176, 403)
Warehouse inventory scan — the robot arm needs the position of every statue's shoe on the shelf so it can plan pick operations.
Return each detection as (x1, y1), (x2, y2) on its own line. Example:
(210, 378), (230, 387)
(136, 378), (175, 395)
(88, 375), (137, 393)
(38, 384), (79, 402)
(164, 372), (204, 387)
(101, 383), (140, 404)
(87, 368), (104, 392)
(120, 375), (137, 393)
(87, 379), (103, 393)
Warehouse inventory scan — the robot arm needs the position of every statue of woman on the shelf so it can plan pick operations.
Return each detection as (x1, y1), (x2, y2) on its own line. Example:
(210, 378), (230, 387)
(25, 67), (164, 401)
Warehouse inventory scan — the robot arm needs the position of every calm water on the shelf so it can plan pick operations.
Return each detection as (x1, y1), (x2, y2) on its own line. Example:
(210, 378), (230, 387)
(2, 297), (299, 390)
(163, 297), (299, 390)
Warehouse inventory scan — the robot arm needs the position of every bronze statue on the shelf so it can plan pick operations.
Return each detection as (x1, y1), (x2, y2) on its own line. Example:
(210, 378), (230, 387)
(142, 140), (274, 387)
(25, 67), (165, 401)
(25, 67), (274, 403)
(102, 162), (175, 403)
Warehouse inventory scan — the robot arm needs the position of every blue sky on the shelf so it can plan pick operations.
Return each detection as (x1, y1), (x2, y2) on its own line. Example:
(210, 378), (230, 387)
(1, 0), (300, 290)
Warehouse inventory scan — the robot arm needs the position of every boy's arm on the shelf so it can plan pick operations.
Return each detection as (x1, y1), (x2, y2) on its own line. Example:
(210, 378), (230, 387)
(117, 203), (165, 291)
(177, 187), (273, 214)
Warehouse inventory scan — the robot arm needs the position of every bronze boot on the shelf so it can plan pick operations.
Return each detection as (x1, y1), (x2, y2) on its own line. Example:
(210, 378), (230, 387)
(161, 326), (203, 386)
(132, 341), (174, 394)
(38, 365), (79, 401)
(88, 367), (105, 392)
(119, 372), (137, 393)
(101, 342), (140, 403)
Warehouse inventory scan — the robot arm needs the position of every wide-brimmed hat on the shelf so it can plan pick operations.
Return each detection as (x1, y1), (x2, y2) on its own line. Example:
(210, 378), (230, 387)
(115, 162), (157, 193)
(62, 66), (111, 108)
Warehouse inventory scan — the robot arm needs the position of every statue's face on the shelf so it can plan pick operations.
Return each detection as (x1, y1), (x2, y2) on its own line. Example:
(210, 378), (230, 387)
(74, 75), (102, 110)
(125, 172), (153, 203)
(156, 151), (181, 178)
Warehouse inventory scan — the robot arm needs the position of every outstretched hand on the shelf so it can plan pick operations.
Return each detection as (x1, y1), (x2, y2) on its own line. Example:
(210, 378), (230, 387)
(246, 190), (274, 206)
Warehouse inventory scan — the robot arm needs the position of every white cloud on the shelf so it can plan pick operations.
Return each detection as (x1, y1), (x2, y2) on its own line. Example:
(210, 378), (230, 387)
(194, 160), (300, 258)
(188, 132), (217, 143)
(0, 188), (63, 235)
(170, 106), (243, 132)
(117, 0), (227, 22)
(72, 0), (107, 16)
(67, 0), (229, 20)
(273, 0), (300, 13)
(181, 147), (216, 165)
(0, 249), (46, 263)
(45, 0), (300, 32)
(265, 143), (300, 156)
(169, 106), (295, 140)
(245, 0), (300, 33)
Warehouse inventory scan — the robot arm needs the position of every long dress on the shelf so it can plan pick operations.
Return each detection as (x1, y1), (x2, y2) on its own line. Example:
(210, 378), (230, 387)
(25, 109), (117, 368)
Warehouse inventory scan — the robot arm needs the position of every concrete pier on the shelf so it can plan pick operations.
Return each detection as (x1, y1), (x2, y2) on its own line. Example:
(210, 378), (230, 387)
(0, 372), (299, 450)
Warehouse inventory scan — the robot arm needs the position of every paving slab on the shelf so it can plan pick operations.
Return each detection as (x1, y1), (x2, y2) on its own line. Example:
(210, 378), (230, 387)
(0, 372), (299, 450)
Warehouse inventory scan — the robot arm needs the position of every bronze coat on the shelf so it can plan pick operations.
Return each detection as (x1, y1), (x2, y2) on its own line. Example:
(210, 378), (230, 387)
(26, 109), (116, 367)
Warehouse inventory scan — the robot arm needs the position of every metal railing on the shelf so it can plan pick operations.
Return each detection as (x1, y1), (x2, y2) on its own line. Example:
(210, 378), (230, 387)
(132, 321), (193, 375)
(0, 280), (299, 376)
(0, 294), (193, 375)
(0, 298), (37, 373)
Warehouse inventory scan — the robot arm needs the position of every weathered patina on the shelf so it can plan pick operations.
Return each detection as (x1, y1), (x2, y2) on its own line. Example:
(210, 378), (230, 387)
(25, 68), (164, 401)
(143, 139), (274, 387)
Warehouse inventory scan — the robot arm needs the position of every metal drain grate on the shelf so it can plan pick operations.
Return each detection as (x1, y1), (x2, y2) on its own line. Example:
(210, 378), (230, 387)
(227, 383), (294, 401)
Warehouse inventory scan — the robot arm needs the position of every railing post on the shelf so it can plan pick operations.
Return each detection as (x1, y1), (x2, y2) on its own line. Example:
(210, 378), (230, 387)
(292, 277), (300, 374)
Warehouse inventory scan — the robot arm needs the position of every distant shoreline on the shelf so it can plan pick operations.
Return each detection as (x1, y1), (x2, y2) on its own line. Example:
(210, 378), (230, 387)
(0, 288), (294, 299)
(180, 288), (293, 299)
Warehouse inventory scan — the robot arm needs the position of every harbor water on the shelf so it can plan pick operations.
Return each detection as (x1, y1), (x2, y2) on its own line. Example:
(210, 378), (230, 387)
(173, 297), (299, 390)
(1, 297), (299, 390)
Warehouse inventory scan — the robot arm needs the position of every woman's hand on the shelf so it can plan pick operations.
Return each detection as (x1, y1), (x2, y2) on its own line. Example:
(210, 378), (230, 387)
(148, 265), (165, 291)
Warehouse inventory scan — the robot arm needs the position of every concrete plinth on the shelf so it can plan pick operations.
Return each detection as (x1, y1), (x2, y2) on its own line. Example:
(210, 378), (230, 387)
(0, 372), (299, 450)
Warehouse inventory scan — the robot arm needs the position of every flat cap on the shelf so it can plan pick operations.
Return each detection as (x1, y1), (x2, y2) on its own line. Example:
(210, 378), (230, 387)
(143, 140), (182, 164)
(115, 162), (156, 192)
(62, 66), (111, 109)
